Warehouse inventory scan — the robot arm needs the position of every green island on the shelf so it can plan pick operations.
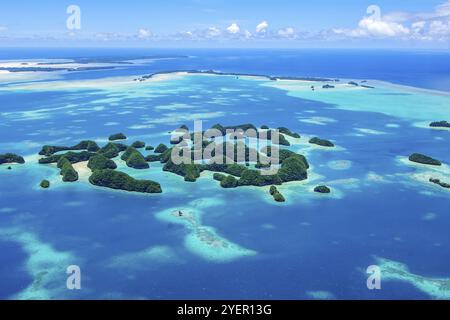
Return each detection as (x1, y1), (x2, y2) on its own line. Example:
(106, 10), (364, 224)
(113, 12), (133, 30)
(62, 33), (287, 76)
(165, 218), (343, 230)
(131, 141), (146, 149)
(429, 121), (450, 129)
(40, 180), (50, 189)
(429, 178), (450, 189)
(121, 147), (149, 169)
(89, 169), (162, 194)
(38, 151), (96, 165)
(98, 142), (128, 159)
(314, 185), (331, 194)
(278, 127), (301, 139)
(269, 186), (286, 202)
(34, 124), (322, 199)
(57, 157), (79, 182)
(0, 153), (25, 165)
(309, 137), (335, 147)
(408, 153), (442, 166)
(153, 124), (309, 190)
(108, 133), (127, 141)
(87, 154), (117, 171)
(39, 140), (99, 156)
(154, 143), (169, 154)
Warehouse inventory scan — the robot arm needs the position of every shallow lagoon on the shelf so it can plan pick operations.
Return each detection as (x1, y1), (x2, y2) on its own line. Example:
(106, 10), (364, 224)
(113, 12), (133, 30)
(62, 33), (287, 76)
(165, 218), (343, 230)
(0, 52), (450, 299)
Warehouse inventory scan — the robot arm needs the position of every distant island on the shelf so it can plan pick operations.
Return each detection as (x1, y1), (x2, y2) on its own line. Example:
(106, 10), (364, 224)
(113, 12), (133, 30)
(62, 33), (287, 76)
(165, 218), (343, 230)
(429, 178), (450, 189)
(314, 185), (331, 194)
(309, 137), (335, 147)
(430, 121), (450, 129)
(408, 153), (442, 166)
(135, 70), (335, 82)
(0, 153), (25, 165)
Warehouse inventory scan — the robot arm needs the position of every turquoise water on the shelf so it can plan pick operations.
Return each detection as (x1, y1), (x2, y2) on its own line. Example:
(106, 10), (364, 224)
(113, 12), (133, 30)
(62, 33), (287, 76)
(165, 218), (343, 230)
(1, 50), (450, 300)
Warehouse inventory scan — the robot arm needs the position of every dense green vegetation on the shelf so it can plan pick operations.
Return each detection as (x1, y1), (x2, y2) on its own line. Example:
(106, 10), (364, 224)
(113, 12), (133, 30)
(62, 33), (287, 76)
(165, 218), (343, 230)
(40, 180), (50, 189)
(277, 133), (291, 146)
(121, 147), (149, 169)
(409, 153), (442, 166)
(314, 185), (331, 194)
(220, 175), (238, 188)
(163, 159), (200, 182)
(269, 186), (285, 202)
(278, 127), (301, 138)
(34, 125), (310, 194)
(309, 137), (335, 147)
(131, 141), (146, 149)
(145, 154), (162, 162)
(145, 146), (155, 151)
(154, 144), (169, 153)
(0, 153), (25, 165)
(39, 151), (96, 164)
(39, 140), (100, 156)
(89, 169), (162, 193)
(109, 133), (127, 141)
(57, 157), (79, 182)
(98, 142), (127, 159)
(87, 154), (117, 171)
(213, 173), (226, 182)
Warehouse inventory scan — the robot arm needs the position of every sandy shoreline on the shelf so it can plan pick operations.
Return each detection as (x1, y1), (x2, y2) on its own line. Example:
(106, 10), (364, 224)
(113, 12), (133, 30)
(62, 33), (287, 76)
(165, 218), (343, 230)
(72, 161), (92, 181)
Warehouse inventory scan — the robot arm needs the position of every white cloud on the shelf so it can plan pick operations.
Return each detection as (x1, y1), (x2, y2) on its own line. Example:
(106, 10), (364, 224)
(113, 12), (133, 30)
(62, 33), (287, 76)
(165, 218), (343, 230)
(244, 30), (252, 39)
(429, 20), (450, 36)
(358, 17), (410, 37)
(138, 28), (152, 39)
(435, 0), (450, 17)
(332, 5), (410, 39)
(256, 21), (269, 33)
(0, 26), (7, 32)
(226, 23), (240, 34)
(206, 27), (221, 37)
(278, 27), (295, 38)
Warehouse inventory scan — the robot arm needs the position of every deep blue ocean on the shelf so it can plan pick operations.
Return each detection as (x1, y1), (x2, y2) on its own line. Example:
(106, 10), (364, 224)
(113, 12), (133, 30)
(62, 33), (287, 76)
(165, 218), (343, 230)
(1, 48), (450, 92)
(0, 48), (449, 300)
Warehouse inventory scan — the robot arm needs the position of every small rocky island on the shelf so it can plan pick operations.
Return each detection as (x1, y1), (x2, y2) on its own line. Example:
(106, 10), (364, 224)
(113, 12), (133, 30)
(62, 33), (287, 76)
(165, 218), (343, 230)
(40, 180), (50, 189)
(408, 153), (442, 166)
(0, 153), (25, 165)
(429, 178), (450, 189)
(269, 186), (285, 202)
(314, 185), (331, 194)
(430, 121), (450, 129)
(108, 133), (127, 141)
(309, 137), (335, 147)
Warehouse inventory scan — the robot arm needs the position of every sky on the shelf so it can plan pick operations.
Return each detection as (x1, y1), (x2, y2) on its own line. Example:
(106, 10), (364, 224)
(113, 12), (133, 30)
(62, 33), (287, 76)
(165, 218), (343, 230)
(0, 0), (449, 48)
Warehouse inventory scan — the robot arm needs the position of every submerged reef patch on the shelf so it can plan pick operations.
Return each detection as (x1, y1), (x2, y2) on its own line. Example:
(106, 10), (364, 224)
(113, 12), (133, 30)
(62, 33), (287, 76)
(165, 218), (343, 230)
(156, 202), (256, 263)
(375, 256), (450, 300)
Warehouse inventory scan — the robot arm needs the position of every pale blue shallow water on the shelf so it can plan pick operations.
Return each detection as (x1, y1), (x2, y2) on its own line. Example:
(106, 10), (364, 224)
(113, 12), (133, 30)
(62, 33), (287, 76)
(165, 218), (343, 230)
(0, 49), (449, 300)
